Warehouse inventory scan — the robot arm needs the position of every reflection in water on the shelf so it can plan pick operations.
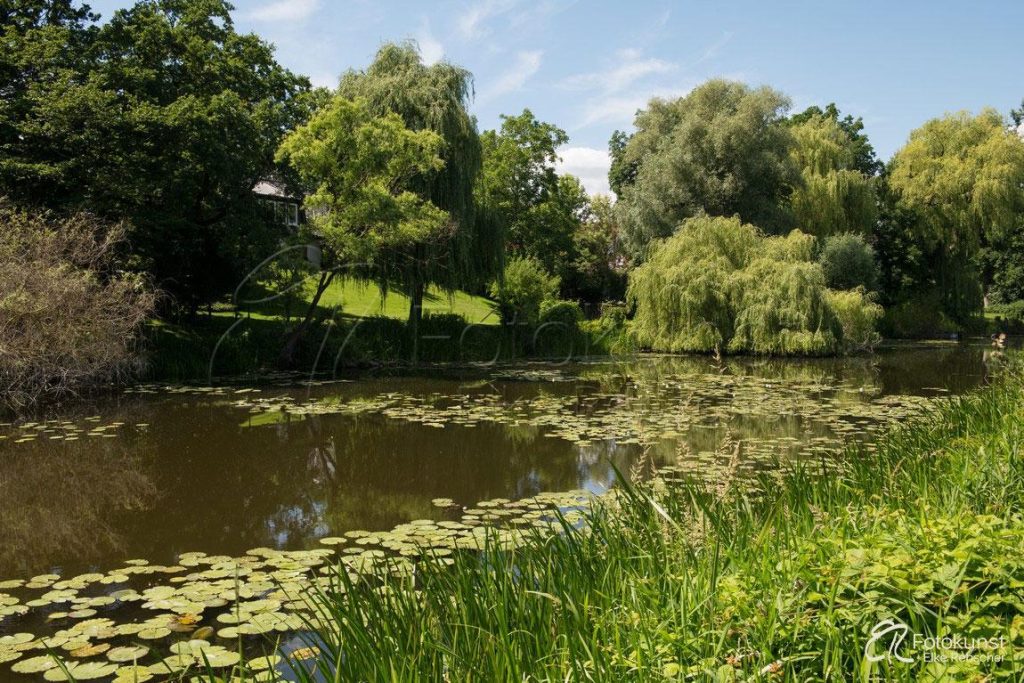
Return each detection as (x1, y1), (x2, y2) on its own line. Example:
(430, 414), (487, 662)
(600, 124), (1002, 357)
(0, 442), (156, 575)
(0, 343), (1007, 579)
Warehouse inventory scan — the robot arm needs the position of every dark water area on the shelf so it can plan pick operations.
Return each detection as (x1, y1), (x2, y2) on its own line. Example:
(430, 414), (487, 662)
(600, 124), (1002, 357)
(0, 342), (1008, 582)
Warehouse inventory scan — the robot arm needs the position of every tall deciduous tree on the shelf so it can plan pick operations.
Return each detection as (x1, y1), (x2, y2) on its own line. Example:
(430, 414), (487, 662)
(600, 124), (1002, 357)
(888, 109), (1024, 321)
(0, 0), (314, 312)
(335, 42), (501, 345)
(789, 113), (877, 237)
(276, 96), (450, 361)
(614, 80), (799, 260)
(789, 103), (882, 176)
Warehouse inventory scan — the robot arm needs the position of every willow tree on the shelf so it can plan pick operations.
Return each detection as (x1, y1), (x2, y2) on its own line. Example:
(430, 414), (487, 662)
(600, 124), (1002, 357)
(614, 80), (799, 260)
(789, 114), (877, 237)
(335, 42), (501, 348)
(888, 109), (1024, 321)
(627, 216), (881, 355)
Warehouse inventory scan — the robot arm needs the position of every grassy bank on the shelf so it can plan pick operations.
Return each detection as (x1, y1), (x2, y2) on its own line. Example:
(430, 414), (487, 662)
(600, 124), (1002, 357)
(276, 369), (1023, 681)
(144, 280), (629, 381)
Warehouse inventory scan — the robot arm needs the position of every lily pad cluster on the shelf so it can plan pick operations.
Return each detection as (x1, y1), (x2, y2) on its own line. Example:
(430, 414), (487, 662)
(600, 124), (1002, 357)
(0, 490), (592, 681)
(0, 419), (138, 446)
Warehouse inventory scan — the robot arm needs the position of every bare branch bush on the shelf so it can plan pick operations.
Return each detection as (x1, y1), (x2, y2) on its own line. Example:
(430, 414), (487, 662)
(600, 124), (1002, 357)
(0, 200), (155, 411)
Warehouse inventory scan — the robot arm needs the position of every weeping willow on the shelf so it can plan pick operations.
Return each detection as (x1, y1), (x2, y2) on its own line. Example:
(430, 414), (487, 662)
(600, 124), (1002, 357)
(789, 115), (877, 236)
(335, 42), (503, 329)
(628, 216), (879, 355)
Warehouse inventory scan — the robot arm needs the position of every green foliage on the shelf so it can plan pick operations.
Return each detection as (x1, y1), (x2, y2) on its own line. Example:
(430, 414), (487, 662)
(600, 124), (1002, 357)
(880, 293), (959, 339)
(478, 109), (587, 287)
(818, 232), (880, 291)
(827, 288), (883, 352)
(789, 102), (882, 176)
(789, 114), (877, 237)
(607, 129), (635, 196)
(565, 194), (628, 303)
(626, 216), (876, 355)
(0, 0), (314, 310)
(539, 299), (584, 327)
(979, 220), (1024, 304)
(615, 79), (800, 259)
(889, 109), (1024, 254)
(489, 256), (560, 326)
(276, 96), (449, 261)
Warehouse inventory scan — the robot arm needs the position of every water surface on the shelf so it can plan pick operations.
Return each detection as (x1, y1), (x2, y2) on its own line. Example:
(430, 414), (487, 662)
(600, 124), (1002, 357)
(0, 343), (1003, 580)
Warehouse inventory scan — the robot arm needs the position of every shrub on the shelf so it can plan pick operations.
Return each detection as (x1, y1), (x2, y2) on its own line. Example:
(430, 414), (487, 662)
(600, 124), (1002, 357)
(0, 201), (155, 411)
(489, 256), (560, 326)
(828, 288), (883, 352)
(818, 232), (880, 291)
(539, 300), (584, 327)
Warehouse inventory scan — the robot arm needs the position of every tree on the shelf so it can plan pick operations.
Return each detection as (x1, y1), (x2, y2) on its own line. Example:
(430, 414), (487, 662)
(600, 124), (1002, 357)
(614, 80), (799, 259)
(335, 42), (500, 347)
(627, 216), (880, 355)
(1011, 99), (1024, 127)
(0, 0), (314, 311)
(789, 113), (877, 237)
(607, 130), (635, 197)
(789, 103), (882, 176)
(479, 110), (570, 258)
(888, 109), (1024, 322)
(276, 96), (449, 362)
(564, 194), (628, 303)
(818, 233), (880, 291)
(489, 256), (560, 327)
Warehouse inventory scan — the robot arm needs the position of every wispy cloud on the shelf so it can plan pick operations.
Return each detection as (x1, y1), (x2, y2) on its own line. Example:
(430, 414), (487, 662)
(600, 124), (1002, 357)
(457, 0), (519, 40)
(562, 49), (686, 129)
(416, 20), (445, 65)
(555, 146), (612, 197)
(691, 31), (734, 66)
(562, 48), (676, 95)
(246, 0), (321, 23)
(479, 50), (543, 103)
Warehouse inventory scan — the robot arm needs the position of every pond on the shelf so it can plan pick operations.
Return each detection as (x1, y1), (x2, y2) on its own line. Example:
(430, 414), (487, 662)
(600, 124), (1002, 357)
(0, 343), (1010, 681)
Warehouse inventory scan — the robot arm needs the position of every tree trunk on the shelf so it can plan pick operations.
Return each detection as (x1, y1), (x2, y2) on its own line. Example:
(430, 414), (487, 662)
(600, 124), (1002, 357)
(279, 270), (335, 368)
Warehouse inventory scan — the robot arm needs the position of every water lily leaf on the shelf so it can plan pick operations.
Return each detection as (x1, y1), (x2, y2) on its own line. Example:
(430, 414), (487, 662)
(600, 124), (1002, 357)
(12, 655), (62, 674)
(107, 646), (150, 663)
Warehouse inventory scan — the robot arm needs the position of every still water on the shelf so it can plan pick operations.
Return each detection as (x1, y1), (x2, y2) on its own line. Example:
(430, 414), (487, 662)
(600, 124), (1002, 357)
(0, 343), (1003, 581)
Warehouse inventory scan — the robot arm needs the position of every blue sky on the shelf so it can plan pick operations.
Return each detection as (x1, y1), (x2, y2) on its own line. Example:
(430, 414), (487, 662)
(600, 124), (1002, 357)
(86, 0), (1024, 196)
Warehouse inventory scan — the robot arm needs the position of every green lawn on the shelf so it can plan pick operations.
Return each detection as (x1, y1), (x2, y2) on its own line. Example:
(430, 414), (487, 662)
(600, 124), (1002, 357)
(313, 279), (497, 324)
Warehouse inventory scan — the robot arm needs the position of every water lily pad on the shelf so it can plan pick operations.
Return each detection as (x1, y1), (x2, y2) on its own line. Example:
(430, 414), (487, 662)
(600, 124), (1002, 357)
(111, 665), (154, 683)
(12, 655), (61, 674)
(107, 645), (150, 663)
(137, 627), (171, 640)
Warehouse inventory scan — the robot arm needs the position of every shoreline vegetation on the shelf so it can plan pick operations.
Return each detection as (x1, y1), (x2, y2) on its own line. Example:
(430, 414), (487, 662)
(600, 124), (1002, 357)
(256, 362), (1024, 682)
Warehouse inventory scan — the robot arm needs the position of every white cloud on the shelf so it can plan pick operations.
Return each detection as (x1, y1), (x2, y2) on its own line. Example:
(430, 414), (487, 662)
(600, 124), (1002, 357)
(457, 0), (519, 40)
(562, 49), (676, 95)
(479, 50), (543, 102)
(417, 21), (444, 65)
(555, 146), (612, 197)
(247, 0), (320, 23)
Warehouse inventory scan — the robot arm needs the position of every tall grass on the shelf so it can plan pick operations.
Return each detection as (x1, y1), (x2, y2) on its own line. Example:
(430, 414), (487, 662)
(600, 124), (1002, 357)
(251, 374), (1024, 681)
